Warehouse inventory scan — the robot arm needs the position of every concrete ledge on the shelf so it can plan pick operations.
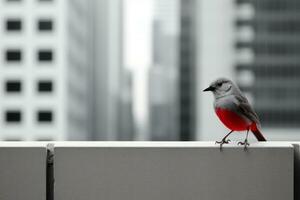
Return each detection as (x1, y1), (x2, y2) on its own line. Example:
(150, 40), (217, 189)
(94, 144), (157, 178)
(0, 143), (47, 200)
(53, 142), (293, 200)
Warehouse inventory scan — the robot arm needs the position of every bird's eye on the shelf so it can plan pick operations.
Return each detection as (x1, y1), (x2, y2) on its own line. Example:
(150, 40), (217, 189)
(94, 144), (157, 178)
(217, 83), (222, 87)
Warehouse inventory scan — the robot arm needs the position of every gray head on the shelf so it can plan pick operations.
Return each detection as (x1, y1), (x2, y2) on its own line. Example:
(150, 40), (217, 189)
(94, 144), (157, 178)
(203, 78), (241, 98)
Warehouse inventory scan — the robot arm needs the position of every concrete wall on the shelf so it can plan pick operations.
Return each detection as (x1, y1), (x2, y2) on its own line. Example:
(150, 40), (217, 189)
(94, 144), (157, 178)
(0, 142), (298, 200)
(0, 143), (47, 200)
(53, 142), (293, 200)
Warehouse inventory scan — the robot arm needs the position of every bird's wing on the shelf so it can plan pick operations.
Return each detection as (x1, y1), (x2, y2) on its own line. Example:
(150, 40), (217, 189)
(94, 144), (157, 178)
(234, 95), (260, 124)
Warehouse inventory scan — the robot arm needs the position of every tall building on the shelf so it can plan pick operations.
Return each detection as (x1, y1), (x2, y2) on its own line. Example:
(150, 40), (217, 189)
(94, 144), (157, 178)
(178, 0), (197, 140)
(196, 0), (236, 141)
(149, 0), (201, 141)
(91, 0), (134, 140)
(117, 69), (135, 140)
(197, 0), (300, 140)
(0, 0), (94, 141)
(235, 0), (300, 139)
(149, 0), (180, 140)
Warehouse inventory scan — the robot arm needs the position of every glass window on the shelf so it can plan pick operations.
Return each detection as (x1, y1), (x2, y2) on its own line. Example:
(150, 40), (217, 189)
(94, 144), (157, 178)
(6, 19), (22, 31)
(36, 137), (53, 141)
(38, 19), (53, 31)
(38, 80), (53, 92)
(37, 110), (53, 123)
(5, 80), (22, 93)
(4, 138), (22, 141)
(38, 50), (53, 62)
(6, 50), (22, 62)
(5, 110), (22, 123)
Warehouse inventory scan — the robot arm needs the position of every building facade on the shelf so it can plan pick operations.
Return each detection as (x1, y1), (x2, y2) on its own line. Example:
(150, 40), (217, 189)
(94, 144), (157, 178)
(197, 0), (300, 141)
(178, 0), (197, 140)
(235, 0), (300, 139)
(0, 0), (94, 141)
(149, 0), (200, 141)
(196, 0), (236, 141)
(149, 0), (180, 140)
(91, 0), (131, 140)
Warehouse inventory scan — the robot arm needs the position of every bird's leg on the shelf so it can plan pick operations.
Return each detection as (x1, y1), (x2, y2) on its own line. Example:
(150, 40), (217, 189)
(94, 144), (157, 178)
(238, 129), (250, 150)
(216, 130), (234, 148)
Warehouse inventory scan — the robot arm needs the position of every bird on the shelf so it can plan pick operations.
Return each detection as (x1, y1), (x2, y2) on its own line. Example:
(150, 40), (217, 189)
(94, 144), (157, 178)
(203, 78), (266, 149)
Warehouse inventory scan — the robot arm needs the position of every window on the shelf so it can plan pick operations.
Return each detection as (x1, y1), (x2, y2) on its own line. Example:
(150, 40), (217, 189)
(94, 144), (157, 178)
(38, 19), (53, 31)
(7, 0), (21, 2)
(5, 110), (22, 123)
(37, 110), (53, 123)
(38, 80), (52, 92)
(6, 19), (22, 31)
(4, 138), (21, 141)
(36, 137), (53, 141)
(6, 80), (21, 93)
(38, 50), (53, 62)
(6, 50), (22, 62)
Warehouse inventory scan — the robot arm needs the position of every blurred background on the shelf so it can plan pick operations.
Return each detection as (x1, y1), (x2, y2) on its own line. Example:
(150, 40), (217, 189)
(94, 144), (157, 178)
(0, 0), (299, 141)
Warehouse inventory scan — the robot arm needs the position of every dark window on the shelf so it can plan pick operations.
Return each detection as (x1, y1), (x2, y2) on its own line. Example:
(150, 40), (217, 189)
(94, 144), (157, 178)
(38, 50), (53, 62)
(7, 0), (21, 2)
(4, 138), (22, 141)
(38, 19), (53, 31)
(5, 110), (21, 123)
(6, 50), (22, 62)
(6, 80), (21, 93)
(36, 137), (53, 141)
(6, 19), (21, 31)
(37, 110), (53, 123)
(38, 80), (52, 92)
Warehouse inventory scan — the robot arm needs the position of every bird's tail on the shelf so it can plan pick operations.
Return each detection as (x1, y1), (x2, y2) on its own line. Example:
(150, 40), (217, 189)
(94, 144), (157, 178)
(251, 124), (267, 141)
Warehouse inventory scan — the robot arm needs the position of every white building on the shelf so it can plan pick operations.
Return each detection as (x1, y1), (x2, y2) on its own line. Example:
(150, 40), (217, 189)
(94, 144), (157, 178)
(0, 0), (94, 141)
(195, 0), (235, 141)
(148, 0), (180, 140)
(91, 0), (128, 140)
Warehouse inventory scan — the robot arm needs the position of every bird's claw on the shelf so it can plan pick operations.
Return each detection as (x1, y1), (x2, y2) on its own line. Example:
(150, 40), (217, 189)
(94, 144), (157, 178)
(237, 140), (250, 150)
(215, 139), (231, 149)
(215, 139), (230, 145)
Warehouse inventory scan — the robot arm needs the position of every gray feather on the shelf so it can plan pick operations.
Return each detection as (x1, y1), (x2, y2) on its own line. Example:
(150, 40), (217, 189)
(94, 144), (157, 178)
(234, 95), (260, 125)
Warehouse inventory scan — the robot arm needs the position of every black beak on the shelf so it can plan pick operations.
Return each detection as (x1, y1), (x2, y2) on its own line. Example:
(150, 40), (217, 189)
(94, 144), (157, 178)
(203, 86), (215, 92)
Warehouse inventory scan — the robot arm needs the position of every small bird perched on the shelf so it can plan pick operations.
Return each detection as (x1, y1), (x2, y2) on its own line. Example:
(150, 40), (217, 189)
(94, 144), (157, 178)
(203, 78), (266, 149)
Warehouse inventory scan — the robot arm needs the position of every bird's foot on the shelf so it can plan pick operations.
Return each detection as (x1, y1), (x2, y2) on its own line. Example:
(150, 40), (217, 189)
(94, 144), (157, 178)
(238, 140), (250, 150)
(215, 139), (230, 149)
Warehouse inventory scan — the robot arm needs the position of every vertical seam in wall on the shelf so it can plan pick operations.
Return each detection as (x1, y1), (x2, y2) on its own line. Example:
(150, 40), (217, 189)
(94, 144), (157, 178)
(292, 143), (299, 200)
(46, 143), (54, 200)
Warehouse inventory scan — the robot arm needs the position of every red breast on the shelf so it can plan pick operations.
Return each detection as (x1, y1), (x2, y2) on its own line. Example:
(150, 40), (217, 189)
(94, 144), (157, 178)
(215, 107), (256, 131)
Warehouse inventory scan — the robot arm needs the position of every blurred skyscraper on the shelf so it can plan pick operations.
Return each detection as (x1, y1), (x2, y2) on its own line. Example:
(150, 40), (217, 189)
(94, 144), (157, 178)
(91, 0), (135, 140)
(117, 68), (135, 140)
(196, 0), (236, 141)
(178, 0), (197, 140)
(0, 0), (95, 141)
(148, 0), (180, 140)
(148, 0), (198, 141)
(235, 0), (300, 139)
(198, 0), (300, 140)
